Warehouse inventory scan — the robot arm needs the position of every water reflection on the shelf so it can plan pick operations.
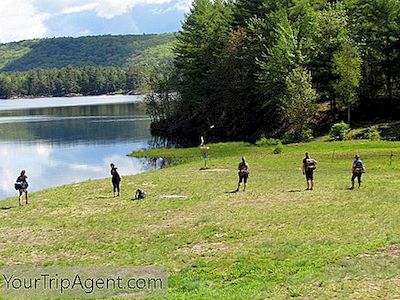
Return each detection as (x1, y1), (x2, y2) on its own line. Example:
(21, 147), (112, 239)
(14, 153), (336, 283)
(0, 96), (152, 199)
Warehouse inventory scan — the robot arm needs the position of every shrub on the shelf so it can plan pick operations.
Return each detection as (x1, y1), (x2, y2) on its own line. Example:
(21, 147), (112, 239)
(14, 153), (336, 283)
(256, 136), (281, 147)
(273, 142), (283, 154)
(282, 129), (313, 144)
(300, 129), (314, 142)
(343, 126), (381, 141)
(365, 126), (381, 141)
(345, 128), (364, 140)
(330, 121), (350, 140)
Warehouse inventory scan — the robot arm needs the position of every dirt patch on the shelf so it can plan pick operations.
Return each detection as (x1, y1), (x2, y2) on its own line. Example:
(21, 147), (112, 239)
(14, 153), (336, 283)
(357, 245), (400, 258)
(142, 182), (157, 188)
(0, 227), (63, 247)
(377, 245), (400, 257)
(179, 242), (229, 256)
(160, 195), (187, 199)
(1, 249), (101, 265)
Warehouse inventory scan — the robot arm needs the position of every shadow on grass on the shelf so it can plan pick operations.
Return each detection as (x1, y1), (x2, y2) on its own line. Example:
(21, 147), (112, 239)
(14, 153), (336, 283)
(225, 190), (239, 194)
(1, 206), (14, 210)
(96, 196), (114, 199)
(288, 189), (303, 193)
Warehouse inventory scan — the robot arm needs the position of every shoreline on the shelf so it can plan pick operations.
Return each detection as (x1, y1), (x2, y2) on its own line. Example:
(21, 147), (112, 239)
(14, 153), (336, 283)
(1, 140), (400, 298)
(7, 90), (142, 100)
(0, 94), (145, 111)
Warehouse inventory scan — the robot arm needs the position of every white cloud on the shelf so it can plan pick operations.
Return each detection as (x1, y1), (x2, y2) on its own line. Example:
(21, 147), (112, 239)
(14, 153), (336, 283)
(0, 0), (191, 42)
(53, 0), (191, 19)
(152, 0), (192, 14)
(0, 0), (48, 43)
(173, 0), (192, 12)
(60, 3), (98, 15)
(75, 0), (173, 19)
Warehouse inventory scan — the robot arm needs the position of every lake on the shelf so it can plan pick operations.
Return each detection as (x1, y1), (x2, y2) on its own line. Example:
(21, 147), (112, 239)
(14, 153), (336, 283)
(0, 95), (153, 200)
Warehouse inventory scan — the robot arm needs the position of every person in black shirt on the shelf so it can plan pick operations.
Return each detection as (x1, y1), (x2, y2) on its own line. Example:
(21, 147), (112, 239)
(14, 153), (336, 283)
(110, 163), (121, 197)
(16, 170), (29, 206)
(302, 152), (318, 190)
(236, 157), (249, 192)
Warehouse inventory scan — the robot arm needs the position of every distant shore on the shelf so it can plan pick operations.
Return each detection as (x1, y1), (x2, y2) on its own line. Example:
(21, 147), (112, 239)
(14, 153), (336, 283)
(7, 90), (141, 100)
(0, 94), (145, 111)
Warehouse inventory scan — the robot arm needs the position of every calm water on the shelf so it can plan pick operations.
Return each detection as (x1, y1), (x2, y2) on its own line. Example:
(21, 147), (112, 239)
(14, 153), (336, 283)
(0, 95), (153, 199)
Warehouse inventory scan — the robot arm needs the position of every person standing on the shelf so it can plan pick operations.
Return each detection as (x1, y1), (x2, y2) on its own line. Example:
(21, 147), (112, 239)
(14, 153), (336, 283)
(16, 170), (29, 206)
(110, 163), (121, 197)
(302, 152), (317, 190)
(350, 154), (365, 190)
(236, 157), (249, 192)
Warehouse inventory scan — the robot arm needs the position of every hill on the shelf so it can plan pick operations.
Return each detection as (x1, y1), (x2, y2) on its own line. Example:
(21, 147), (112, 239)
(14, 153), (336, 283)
(1, 140), (400, 298)
(0, 33), (176, 72)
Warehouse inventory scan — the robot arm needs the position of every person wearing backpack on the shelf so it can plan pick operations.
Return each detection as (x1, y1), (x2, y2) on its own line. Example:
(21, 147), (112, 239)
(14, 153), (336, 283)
(110, 163), (121, 197)
(236, 157), (249, 192)
(15, 170), (29, 206)
(350, 154), (365, 190)
(302, 152), (317, 190)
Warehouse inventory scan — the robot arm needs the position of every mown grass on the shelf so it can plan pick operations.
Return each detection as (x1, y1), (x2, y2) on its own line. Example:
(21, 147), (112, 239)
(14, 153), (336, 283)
(1, 140), (400, 299)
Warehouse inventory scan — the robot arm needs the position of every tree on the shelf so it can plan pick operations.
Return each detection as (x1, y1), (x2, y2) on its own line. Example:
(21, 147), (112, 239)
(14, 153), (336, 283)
(257, 14), (305, 134)
(344, 0), (400, 116)
(0, 74), (12, 98)
(281, 66), (318, 141)
(172, 0), (233, 145)
(309, 2), (351, 118)
(332, 43), (362, 123)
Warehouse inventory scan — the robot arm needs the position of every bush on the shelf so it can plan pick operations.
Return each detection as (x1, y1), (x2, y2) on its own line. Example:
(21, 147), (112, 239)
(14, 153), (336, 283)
(345, 128), (364, 140)
(330, 122), (350, 140)
(273, 143), (283, 154)
(365, 126), (381, 141)
(282, 129), (313, 144)
(256, 136), (281, 147)
(342, 126), (381, 141)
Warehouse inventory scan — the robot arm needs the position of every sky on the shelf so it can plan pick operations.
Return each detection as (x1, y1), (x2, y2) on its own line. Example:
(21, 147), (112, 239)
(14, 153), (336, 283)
(0, 0), (192, 43)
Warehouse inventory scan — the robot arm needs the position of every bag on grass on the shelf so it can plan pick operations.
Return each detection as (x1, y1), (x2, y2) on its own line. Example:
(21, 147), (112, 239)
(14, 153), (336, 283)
(135, 189), (146, 200)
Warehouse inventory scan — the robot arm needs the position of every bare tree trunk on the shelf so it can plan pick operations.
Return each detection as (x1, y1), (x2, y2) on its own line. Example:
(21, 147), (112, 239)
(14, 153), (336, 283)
(388, 75), (392, 102)
(347, 106), (351, 124)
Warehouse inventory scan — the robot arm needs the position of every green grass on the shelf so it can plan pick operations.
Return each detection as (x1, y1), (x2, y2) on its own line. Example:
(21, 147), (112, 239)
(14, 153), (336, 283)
(1, 140), (400, 299)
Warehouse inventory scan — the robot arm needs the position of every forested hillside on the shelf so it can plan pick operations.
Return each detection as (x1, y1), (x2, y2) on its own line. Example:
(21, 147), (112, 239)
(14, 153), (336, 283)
(0, 34), (175, 72)
(148, 0), (400, 146)
(0, 34), (176, 98)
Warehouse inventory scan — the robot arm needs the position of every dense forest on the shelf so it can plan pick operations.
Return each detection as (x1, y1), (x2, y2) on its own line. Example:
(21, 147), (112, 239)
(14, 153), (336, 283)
(0, 34), (175, 72)
(147, 0), (400, 146)
(0, 34), (176, 98)
(0, 66), (138, 98)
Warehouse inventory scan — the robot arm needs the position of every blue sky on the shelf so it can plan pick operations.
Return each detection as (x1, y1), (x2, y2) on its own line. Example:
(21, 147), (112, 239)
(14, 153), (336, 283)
(0, 0), (191, 43)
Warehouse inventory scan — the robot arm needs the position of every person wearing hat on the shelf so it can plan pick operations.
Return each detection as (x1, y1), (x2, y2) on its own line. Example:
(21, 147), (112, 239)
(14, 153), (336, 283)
(302, 152), (317, 190)
(350, 154), (365, 190)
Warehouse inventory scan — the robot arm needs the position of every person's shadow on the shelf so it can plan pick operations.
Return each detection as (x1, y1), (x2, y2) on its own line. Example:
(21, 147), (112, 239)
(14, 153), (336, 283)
(225, 190), (239, 194)
(1, 206), (13, 210)
(288, 189), (303, 193)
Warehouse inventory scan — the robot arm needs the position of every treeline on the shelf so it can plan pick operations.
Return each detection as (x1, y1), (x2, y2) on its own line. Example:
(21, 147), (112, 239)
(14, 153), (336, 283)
(0, 66), (138, 98)
(149, 0), (400, 146)
(0, 34), (177, 98)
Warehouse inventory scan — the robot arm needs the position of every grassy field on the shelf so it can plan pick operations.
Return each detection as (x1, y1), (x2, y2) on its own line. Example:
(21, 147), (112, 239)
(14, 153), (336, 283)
(1, 140), (400, 299)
